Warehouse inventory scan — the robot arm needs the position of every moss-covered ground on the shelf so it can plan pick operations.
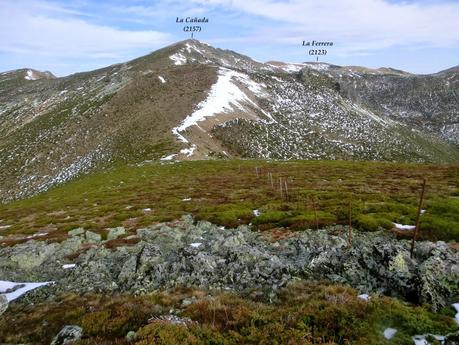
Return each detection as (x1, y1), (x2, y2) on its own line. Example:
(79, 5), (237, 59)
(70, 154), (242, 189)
(1, 160), (458, 245)
(1, 282), (457, 345)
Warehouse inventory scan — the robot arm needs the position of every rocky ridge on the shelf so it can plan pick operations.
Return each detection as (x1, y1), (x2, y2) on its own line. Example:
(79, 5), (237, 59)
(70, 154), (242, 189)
(1, 216), (458, 313)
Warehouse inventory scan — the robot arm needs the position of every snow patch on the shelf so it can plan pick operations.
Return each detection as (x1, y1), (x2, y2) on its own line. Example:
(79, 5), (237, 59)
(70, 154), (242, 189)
(180, 145), (197, 157)
(304, 63), (331, 72)
(171, 67), (273, 142)
(383, 328), (397, 339)
(171, 128), (189, 143)
(271, 63), (305, 73)
(182, 198), (192, 202)
(26, 232), (47, 239)
(412, 334), (446, 345)
(62, 264), (76, 269)
(170, 52), (187, 65)
(394, 223), (416, 231)
(268, 62), (330, 73)
(271, 76), (284, 82)
(412, 335), (428, 345)
(24, 70), (39, 81)
(158, 76), (166, 83)
(453, 303), (459, 324)
(185, 42), (206, 56)
(190, 242), (202, 248)
(0, 280), (53, 302)
(160, 154), (178, 161)
(357, 294), (370, 301)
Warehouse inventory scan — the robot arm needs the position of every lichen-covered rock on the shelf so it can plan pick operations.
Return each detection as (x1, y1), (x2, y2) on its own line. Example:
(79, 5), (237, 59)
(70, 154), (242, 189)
(125, 331), (137, 343)
(0, 239), (81, 281)
(85, 230), (101, 243)
(68, 228), (84, 237)
(60, 236), (84, 252)
(107, 227), (126, 240)
(9, 241), (60, 270)
(50, 325), (83, 345)
(2, 216), (458, 311)
(418, 254), (459, 309)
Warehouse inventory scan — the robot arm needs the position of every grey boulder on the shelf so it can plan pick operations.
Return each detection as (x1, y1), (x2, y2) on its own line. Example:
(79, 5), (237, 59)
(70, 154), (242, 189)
(107, 227), (126, 241)
(50, 325), (83, 345)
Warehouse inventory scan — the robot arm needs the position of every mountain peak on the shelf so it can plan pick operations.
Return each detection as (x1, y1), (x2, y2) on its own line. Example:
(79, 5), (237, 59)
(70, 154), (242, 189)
(0, 68), (56, 81)
(23, 69), (56, 81)
(166, 39), (263, 72)
(0, 68), (56, 91)
(169, 38), (210, 50)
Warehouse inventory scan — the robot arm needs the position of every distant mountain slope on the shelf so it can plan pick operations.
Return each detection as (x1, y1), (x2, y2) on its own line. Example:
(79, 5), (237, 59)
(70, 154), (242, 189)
(332, 66), (459, 146)
(0, 39), (458, 201)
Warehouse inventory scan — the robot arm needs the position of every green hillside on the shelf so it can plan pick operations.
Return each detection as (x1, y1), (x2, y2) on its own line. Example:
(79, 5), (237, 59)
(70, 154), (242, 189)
(1, 160), (458, 246)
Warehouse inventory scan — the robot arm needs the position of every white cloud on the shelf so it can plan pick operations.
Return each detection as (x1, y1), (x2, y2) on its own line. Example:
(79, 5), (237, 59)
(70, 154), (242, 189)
(1, 0), (457, 75)
(0, 1), (171, 64)
(118, 3), (208, 18)
(190, 0), (459, 53)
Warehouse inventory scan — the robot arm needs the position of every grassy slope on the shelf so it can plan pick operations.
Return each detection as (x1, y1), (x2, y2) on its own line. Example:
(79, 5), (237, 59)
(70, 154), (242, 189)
(1, 282), (457, 345)
(1, 160), (458, 245)
(1, 159), (458, 344)
(0, 43), (218, 201)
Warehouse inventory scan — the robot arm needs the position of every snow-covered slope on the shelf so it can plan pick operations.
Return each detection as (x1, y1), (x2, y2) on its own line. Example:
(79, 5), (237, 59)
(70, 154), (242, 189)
(172, 67), (272, 143)
(160, 40), (458, 162)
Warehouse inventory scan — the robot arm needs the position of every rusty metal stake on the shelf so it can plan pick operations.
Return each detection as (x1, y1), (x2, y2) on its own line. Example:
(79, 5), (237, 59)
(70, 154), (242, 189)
(348, 201), (353, 248)
(312, 196), (319, 230)
(279, 178), (283, 200)
(284, 180), (289, 202)
(410, 179), (427, 258)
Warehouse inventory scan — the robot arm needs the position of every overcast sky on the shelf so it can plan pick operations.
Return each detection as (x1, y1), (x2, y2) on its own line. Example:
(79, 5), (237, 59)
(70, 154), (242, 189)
(1, 0), (458, 76)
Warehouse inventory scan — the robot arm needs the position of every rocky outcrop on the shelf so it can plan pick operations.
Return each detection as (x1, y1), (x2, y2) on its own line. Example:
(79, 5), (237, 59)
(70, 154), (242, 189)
(0, 228), (89, 281)
(1, 216), (458, 310)
(336, 68), (459, 146)
(50, 325), (83, 345)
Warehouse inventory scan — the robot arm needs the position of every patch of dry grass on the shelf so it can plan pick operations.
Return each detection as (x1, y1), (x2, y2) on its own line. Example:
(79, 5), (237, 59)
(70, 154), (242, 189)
(0, 282), (457, 345)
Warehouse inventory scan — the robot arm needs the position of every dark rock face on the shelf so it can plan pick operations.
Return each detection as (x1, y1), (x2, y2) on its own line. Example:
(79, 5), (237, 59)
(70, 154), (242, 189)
(1, 216), (458, 311)
(50, 325), (83, 345)
(335, 69), (459, 146)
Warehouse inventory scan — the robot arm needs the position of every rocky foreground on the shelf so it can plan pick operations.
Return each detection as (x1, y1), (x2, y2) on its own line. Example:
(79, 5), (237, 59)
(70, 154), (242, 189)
(1, 215), (458, 313)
